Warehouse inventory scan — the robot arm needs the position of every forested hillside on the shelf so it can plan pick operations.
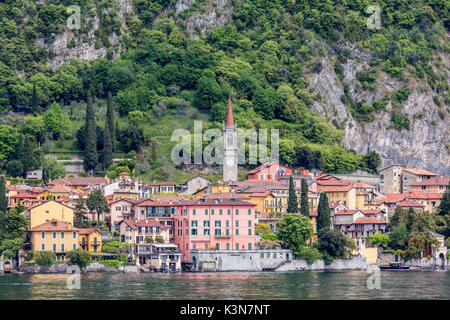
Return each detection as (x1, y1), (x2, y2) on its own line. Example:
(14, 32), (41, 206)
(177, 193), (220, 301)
(0, 0), (448, 182)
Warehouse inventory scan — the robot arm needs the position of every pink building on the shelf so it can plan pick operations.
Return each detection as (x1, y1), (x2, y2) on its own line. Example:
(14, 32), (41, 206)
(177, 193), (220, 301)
(173, 198), (256, 262)
(247, 162), (292, 181)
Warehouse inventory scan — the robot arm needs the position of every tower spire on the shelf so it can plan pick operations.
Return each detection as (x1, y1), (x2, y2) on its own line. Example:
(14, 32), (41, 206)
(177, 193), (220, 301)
(225, 98), (234, 126)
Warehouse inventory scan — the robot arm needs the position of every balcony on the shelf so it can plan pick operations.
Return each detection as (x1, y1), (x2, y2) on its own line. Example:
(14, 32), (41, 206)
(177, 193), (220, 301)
(214, 234), (231, 238)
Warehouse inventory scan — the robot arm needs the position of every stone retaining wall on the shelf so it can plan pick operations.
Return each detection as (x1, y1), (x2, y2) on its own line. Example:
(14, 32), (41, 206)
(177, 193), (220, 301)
(275, 257), (368, 272)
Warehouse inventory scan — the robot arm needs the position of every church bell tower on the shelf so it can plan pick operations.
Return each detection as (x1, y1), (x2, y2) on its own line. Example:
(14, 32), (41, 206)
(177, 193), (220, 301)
(223, 99), (237, 181)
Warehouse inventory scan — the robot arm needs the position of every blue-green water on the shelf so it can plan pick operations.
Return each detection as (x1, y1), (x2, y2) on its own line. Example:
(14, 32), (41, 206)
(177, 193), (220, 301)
(0, 271), (448, 300)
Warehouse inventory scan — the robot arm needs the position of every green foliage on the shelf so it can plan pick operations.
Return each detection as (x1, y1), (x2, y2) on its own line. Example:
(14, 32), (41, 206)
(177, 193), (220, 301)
(261, 234), (278, 241)
(317, 228), (353, 259)
(67, 249), (92, 269)
(42, 158), (66, 183)
(34, 251), (56, 267)
(86, 189), (110, 221)
(255, 224), (271, 235)
(438, 183), (450, 215)
(84, 92), (98, 171)
(295, 246), (322, 264)
(367, 232), (390, 248)
(287, 176), (298, 213)
(276, 213), (313, 252)
(100, 259), (120, 268)
(390, 112), (410, 130)
(317, 193), (331, 231)
(300, 178), (309, 216)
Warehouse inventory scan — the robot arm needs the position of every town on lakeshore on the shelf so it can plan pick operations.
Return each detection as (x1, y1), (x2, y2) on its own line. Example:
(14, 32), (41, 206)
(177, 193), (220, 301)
(0, 102), (449, 275)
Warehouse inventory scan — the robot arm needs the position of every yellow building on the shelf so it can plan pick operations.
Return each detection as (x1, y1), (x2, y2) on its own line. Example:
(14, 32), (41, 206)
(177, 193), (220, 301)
(28, 200), (74, 229)
(308, 213), (318, 244)
(78, 228), (102, 253)
(30, 219), (79, 261)
(248, 192), (276, 217)
(319, 185), (357, 209)
(355, 191), (379, 210)
(113, 190), (139, 201)
(193, 182), (231, 199)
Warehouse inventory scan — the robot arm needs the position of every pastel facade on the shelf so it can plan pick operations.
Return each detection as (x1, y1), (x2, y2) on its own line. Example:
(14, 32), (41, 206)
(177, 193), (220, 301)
(78, 228), (102, 252)
(411, 176), (450, 194)
(173, 199), (256, 262)
(247, 162), (292, 181)
(28, 200), (74, 229)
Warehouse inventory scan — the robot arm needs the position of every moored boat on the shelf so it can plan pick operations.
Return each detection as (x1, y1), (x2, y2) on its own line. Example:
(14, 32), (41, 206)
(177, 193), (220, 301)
(379, 262), (410, 270)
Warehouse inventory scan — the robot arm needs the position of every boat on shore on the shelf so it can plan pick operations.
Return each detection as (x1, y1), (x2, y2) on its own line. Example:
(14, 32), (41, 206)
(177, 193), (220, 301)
(379, 262), (410, 270)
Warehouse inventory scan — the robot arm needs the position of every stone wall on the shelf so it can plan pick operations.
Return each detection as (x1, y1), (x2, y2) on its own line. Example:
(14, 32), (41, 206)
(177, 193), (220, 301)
(275, 257), (368, 272)
(190, 249), (293, 272)
(190, 250), (368, 272)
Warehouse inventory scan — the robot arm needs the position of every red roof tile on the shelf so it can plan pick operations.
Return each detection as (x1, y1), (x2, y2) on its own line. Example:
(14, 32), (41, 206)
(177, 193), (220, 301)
(353, 217), (387, 224)
(403, 168), (437, 176)
(397, 199), (425, 208)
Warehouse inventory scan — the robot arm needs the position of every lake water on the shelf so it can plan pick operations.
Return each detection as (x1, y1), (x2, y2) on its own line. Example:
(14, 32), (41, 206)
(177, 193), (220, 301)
(0, 271), (448, 300)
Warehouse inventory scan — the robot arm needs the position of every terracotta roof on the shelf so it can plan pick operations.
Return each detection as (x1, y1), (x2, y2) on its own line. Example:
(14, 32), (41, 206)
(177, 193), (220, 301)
(316, 179), (352, 186)
(48, 184), (72, 193)
(353, 217), (387, 224)
(31, 219), (75, 231)
(397, 199), (425, 208)
(10, 192), (37, 199)
(411, 176), (450, 187)
(27, 200), (74, 211)
(225, 99), (234, 126)
(77, 228), (101, 235)
(378, 193), (409, 204)
(109, 198), (136, 205)
(403, 168), (437, 176)
(335, 209), (359, 215)
(406, 191), (442, 200)
(353, 182), (377, 189)
(50, 177), (108, 186)
(249, 192), (273, 198)
(317, 184), (355, 192)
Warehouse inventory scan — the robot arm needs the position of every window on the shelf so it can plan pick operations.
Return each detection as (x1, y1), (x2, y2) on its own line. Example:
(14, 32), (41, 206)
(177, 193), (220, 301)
(226, 243), (230, 250)
(215, 229), (221, 236)
(248, 229), (252, 235)
(236, 229), (239, 236)
(53, 232), (56, 239)
(205, 209), (208, 215)
(211, 209), (214, 215)
(61, 232), (64, 239)
(248, 220), (252, 227)
(204, 229), (210, 236)
(235, 209), (239, 215)
(248, 209), (251, 215)
(41, 243), (45, 250)
(193, 209), (196, 215)
(191, 221), (198, 227)
(52, 243), (56, 252)
(41, 232), (45, 239)
(61, 244), (65, 252)
(235, 243), (239, 250)
(73, 232), (76, 239)
(236, 220), (239, 227)
(248, 243), (252, 250)
(116, 206), (121, 211)
(227, 209), (231, 215)
(203, 220), (210, 227)
(215, 221), (221, 227)
(226, 220), (229, 227)
(191, 229), (197, 235)
(219, 209), (223, 215)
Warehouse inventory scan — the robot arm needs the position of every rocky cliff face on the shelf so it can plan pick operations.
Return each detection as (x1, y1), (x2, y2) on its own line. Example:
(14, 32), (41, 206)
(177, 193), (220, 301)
(308, 45), (449, 175)
(34, 0), (449, 174)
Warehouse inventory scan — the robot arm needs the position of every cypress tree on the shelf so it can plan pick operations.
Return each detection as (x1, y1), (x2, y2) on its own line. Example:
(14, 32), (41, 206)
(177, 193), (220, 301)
(287, 175), (298, 213)
(0, 176), (8, 212)
(84, 91), (98, 172)
(317, 193), (331, 231)
(106, 92), (115, 151)
(103, 120), (113, 170)
(300, 178), (309, 216)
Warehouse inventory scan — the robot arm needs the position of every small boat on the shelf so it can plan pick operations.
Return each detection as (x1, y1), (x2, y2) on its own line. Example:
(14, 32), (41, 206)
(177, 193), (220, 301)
(379, 262), (410, 270)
